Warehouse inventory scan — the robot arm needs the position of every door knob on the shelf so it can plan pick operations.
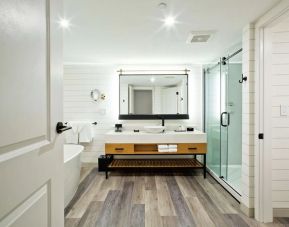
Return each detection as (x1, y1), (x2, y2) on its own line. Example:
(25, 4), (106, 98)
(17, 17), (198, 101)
(56, 122), (72, 134)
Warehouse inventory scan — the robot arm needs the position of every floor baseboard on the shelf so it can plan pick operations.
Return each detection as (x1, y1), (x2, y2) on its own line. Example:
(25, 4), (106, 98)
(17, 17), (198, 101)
(273, 208), (289, 217)
(240, 203), (254, 218)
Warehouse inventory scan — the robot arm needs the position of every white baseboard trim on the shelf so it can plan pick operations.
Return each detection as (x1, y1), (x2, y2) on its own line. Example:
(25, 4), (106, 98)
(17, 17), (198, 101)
(273, 208), (289, 217)
(240, 203), (255, 218)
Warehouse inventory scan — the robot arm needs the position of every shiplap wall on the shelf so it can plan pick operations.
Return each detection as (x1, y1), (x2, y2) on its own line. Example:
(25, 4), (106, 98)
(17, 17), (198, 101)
(241, 24), (255, 214)
(270, 15), (289, 209)
(63, 64), (203, 163)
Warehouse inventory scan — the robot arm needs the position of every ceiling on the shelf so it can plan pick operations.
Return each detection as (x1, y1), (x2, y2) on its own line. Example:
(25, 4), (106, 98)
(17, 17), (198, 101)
(63, 0), (280, 65)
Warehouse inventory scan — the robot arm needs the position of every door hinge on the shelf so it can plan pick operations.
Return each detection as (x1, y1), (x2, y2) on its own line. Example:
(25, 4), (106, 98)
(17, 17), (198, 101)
(258, 133), (264, 140)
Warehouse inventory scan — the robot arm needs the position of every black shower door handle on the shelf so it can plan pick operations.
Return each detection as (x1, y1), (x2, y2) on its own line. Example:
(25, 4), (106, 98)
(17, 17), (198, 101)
(227, 112), (230, 126)
(221, 112), (230, 127)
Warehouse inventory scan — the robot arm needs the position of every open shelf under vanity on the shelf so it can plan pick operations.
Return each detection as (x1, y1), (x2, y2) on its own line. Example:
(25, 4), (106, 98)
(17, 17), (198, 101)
(104, 142), (207, 178)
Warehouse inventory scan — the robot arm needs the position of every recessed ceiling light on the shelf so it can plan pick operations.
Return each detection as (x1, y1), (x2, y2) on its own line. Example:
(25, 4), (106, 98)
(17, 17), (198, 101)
(164, 16), (176, 27)
(59, 18), (71, 29)
(150, 77), (155, 83)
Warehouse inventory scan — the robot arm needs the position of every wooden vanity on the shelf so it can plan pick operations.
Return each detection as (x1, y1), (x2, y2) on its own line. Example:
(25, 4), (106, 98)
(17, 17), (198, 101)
(104, 131), (207, 178)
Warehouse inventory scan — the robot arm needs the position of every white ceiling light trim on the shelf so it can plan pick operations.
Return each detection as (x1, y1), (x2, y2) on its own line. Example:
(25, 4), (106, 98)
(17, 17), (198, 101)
(164, 16), (176, 27)
(59, 18), (71, 29)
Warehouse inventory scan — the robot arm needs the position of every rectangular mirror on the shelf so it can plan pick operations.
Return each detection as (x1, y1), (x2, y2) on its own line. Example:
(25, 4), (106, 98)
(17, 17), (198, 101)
(119, 74), (189, 120)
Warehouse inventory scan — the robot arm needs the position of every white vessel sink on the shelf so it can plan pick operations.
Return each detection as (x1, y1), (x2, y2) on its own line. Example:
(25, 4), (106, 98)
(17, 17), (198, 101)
(144, 126), (165, 133)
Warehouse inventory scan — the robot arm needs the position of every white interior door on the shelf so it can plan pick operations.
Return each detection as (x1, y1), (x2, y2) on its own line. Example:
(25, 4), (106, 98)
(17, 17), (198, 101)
(0, 0), (63, 226)
(255, 2), (289, 222)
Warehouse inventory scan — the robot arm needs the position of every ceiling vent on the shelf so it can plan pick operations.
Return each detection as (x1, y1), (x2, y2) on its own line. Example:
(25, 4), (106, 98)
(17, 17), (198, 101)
(187, 31), (215, 43)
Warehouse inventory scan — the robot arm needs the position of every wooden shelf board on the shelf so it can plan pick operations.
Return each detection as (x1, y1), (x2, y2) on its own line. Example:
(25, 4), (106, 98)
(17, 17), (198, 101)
(106, 151), (206, 155)
(134, 151), (174, 154)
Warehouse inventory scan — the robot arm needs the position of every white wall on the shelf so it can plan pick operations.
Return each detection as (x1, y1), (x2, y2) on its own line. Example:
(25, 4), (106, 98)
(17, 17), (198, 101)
(269, 14), (289, 210)
(241, 24), (256, 216)
(63, 64), (203, 163)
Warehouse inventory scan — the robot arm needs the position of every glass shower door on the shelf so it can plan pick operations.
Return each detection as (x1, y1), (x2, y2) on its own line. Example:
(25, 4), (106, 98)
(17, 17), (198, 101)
(205, 50), (242, 195)
(219, 54), (242, 193)
(205, 64), (221, 176)
(220, 59), (229, 180)
(225, 55), (242, 192)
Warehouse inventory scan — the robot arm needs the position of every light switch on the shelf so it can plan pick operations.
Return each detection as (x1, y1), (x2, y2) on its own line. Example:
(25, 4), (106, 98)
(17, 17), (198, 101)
(280, 105), (288, 116)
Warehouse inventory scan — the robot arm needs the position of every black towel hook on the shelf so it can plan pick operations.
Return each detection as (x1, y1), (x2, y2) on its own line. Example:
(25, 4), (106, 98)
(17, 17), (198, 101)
(239, 74), (247, 83)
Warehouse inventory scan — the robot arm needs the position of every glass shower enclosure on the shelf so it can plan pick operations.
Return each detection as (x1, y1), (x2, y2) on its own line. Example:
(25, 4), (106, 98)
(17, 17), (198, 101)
(205, 49), (242, 195)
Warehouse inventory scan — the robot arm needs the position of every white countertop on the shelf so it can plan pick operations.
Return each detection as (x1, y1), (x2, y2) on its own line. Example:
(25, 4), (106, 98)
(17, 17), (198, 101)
(105, 130), (207, 143)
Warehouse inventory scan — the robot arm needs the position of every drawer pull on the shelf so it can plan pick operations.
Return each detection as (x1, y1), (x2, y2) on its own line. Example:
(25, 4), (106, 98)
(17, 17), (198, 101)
(188, 147), (197, 150)
(115, 148), (124, 151)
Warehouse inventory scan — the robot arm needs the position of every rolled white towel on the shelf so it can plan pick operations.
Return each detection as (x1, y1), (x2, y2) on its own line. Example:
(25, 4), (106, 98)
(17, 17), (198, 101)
(158, 144), (169, 149)
(169, 148), (178, 152)
(168, 144), (177, 149)
(158, 144), (169, 152)
(158, 149), (169, 152)
(158, 148), (169, 151)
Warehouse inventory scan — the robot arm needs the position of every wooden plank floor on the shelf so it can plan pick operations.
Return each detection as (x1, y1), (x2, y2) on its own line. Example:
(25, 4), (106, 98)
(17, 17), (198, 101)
(65, 166), (289, 227)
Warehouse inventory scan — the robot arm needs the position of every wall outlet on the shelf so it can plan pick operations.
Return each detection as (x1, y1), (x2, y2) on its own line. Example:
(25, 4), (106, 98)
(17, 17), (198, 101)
(280, 105), (288, 116)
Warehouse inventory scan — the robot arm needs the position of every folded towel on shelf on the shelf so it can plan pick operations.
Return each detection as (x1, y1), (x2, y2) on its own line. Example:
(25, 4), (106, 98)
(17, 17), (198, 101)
(158, 144), (168, 149)
(158, 144), (169, 152)
(168, 149), (177, 152)
(166, 144), (177, 152)
(168, 145), (177, 149)
(158, 149), (169, 152)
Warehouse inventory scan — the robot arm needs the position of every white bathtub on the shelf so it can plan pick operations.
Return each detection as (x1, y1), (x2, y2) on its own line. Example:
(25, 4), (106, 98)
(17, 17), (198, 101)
(64, 144), (84, 207)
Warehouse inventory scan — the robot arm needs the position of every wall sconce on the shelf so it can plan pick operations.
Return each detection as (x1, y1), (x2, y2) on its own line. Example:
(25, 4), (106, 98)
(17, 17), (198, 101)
(91, 89), (106, 102)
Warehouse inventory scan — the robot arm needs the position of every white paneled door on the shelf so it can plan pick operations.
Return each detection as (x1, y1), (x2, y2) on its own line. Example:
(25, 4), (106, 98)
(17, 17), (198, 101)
(0, 0), (63, 227)
(255, 1), (289, 222)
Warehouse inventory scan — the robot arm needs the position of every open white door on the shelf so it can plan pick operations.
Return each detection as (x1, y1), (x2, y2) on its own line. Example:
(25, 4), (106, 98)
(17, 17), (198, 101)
(255, 1), (289, 222)
(0, 0), (63, 226)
